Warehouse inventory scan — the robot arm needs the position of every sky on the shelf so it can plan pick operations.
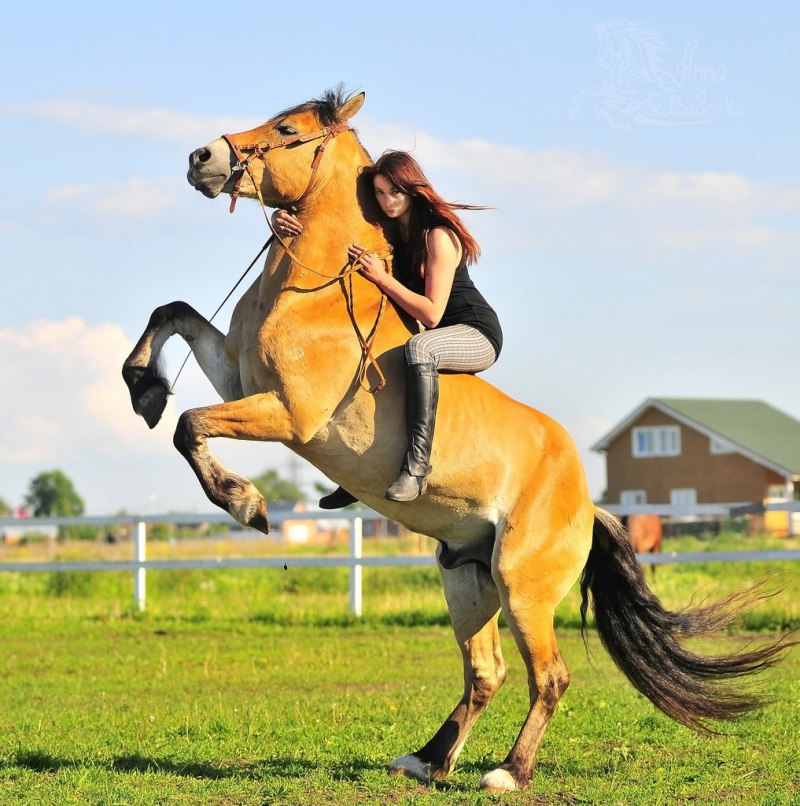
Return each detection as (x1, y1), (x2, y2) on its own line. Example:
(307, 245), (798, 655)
(1, 2), (798, 515)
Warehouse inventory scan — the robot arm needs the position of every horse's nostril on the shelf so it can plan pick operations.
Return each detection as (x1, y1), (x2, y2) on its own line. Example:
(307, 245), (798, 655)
(189, 147), (212, 168)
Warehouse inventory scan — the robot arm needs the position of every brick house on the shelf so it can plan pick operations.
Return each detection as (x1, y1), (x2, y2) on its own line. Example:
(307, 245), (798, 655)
(592, 398), (800, 508)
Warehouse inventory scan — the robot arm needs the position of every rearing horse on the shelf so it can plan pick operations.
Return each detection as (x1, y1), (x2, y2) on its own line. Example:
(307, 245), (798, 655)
(122, 88), (792, 793)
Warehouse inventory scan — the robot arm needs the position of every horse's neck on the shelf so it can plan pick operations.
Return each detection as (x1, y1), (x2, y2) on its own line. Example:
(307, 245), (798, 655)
(254, 204), (411, 358)
(253, 146), (412, 350)
(259, 163), (384, 292)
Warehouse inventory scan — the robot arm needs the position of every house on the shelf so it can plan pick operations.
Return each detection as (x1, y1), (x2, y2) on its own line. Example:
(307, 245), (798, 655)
(592, 399), (800, 516)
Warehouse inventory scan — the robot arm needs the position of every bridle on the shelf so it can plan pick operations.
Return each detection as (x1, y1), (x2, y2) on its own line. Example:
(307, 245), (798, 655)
(221, 120), (349, 215)
(219, 121), (387, 393)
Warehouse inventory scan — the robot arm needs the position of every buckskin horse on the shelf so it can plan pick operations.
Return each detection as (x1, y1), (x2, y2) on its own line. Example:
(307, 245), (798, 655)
(122, 88), (792, 793)
(623, 513), (663, 577)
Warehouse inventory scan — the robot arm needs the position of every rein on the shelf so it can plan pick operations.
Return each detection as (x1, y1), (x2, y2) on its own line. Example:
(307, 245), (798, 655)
(220, 124), (388, 393)
(171, 236), (274, 389)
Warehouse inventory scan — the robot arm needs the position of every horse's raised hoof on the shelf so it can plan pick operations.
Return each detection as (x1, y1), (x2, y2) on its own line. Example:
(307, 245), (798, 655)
(388, 754), (432, 785)
(227, 500), (270, 535)
(123, 366), (170, 429)
(136, 382), (170, 429)
(479, 767), (523, 792)
(224, 479), (270, 535)
(246, 504), (270, 535)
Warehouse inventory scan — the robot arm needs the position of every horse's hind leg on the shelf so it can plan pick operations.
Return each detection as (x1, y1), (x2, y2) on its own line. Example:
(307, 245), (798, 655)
(389, 553), (506, 783)
(481, 502), (594, 792)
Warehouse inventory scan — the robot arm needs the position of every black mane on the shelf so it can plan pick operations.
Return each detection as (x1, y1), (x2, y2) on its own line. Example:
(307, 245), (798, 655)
(276, 84), (350, 128)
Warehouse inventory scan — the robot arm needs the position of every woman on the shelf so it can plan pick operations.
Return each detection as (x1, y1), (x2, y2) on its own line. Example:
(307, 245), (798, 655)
(273, 151), (502, 505)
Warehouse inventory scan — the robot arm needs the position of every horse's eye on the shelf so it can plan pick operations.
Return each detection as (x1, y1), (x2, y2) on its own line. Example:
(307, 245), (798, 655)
(277, 124), (298, 136)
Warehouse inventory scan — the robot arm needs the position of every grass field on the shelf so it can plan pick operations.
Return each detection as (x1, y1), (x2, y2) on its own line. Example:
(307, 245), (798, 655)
(1, 532), (799, 804)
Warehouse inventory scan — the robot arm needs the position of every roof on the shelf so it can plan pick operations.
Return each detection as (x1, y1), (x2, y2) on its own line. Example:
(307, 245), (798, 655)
(592, 398), (800, 478)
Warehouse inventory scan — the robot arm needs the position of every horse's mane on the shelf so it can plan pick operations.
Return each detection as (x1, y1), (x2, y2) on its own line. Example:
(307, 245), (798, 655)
(275, 84), (353, 128)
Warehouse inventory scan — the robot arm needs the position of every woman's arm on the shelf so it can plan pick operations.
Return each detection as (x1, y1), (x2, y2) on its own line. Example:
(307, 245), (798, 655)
(351, 228), (460, 328)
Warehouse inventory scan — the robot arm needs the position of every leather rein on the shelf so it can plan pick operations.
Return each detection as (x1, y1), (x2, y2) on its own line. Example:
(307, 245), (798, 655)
(221, 124), (387, 393)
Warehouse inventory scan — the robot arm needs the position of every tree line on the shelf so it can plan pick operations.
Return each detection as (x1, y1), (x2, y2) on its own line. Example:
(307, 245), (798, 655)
(0, 467), (315, 518)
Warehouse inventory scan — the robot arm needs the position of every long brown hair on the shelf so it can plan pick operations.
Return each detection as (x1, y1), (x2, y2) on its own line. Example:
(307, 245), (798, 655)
(362, 151), (485, 278)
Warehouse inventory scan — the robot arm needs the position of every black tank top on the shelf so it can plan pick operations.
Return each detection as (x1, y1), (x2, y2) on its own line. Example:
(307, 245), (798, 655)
(396, 260), (503, 358)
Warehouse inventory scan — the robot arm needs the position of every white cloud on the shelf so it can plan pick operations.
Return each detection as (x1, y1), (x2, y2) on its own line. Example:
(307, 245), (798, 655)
(0, 317), (180, 463)
(646, 171), (754, 205)
(358, 119), (628, 208)
(43, 175), (181, 219)
(357, 117), (800, 231)
(1, 99), (261, 144)
(0, 317), (303, 514)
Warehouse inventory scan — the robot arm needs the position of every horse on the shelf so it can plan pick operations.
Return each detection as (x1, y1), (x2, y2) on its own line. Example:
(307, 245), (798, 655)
(621, 513), (663, 577)
(122, 87), (793, 793)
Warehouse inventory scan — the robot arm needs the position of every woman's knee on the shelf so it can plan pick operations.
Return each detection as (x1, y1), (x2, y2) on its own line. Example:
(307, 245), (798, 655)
(405, 334), (436, 366)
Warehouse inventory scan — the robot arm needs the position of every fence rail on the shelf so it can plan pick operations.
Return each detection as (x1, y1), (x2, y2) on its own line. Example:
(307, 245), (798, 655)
(2, 504), (799, 614)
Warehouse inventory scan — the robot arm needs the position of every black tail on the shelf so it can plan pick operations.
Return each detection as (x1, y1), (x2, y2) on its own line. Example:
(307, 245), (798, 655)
(580, 508), (796, 731)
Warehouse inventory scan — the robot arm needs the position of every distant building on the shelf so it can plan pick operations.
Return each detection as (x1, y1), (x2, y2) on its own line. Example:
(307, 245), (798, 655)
(592, 399), (800, 515)
(0, 521), (58, 544)
(255, 501), (397, 545)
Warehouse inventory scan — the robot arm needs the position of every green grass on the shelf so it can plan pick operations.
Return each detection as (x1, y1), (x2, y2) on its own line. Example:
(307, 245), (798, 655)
(1, 533), (799, 804)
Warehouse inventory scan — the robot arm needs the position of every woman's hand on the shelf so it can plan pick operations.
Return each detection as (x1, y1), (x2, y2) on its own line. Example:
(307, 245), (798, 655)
(349, 243), (390, 288)
(271, 209), (303, 237)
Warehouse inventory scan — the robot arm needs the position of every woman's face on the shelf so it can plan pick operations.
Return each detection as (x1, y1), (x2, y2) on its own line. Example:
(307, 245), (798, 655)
(373, 173), (412, 223)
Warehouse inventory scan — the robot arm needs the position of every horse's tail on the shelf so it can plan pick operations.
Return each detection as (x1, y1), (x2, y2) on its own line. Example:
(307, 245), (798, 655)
(580, 507), (796, 731)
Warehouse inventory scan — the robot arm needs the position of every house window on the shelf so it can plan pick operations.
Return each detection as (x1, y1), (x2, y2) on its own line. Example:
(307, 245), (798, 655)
(767, 484), (790, 500)
(632, 425), (681, 457)
(670, 488), (697, 508)
(620, 490), (647, 506)
(710, 437), (735, 454)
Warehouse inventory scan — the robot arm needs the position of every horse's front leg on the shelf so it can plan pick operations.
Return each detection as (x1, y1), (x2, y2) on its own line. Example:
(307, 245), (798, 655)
(172, 394), (308, 533)
(122, 301), (242, 428)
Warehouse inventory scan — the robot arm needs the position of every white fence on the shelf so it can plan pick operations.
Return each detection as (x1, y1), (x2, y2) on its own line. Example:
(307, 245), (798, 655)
(1, 504), (799, 615)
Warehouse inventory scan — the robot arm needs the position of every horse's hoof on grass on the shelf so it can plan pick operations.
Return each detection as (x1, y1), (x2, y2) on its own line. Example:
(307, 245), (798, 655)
(480, 768), (519, 792)
(388, 754), (432, 785)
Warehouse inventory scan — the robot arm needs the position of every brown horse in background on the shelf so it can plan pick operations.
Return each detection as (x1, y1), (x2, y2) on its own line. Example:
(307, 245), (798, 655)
(622, 514), (663, 576)
(122, 88), (793, 793)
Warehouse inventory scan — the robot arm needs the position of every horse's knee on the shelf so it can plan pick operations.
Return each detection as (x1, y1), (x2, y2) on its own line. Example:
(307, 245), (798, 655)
(173, 409), (202, 455)
(470, 659), (507, 708)
(533, 658), (570, 711)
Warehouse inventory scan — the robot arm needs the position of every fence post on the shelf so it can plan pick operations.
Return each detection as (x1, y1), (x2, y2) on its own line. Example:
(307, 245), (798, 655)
(134, 520), (146, 612)
(349, 516), (363, 617)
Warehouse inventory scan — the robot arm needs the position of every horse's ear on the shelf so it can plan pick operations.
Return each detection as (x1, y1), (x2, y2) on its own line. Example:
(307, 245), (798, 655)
(338, 92), (365, 121)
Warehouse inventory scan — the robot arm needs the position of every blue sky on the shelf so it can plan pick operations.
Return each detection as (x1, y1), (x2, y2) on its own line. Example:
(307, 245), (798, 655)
(1, 2), (798, 514)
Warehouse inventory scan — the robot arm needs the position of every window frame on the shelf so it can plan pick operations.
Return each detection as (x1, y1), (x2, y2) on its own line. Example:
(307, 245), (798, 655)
(631, 425), (681, 458)
(670, 488), (697, 508)
(620, 489), (647, 506)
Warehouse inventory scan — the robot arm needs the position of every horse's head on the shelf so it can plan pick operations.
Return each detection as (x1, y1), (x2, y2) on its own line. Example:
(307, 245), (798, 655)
(187, 88), (366, 208)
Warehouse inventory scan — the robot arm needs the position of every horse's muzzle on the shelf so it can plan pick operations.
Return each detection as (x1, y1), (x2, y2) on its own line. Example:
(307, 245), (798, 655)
(186, 139), (234, 197)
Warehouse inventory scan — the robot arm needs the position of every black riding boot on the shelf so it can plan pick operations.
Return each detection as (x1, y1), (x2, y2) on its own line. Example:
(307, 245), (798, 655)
(318, 487), (358, 509)
(385, 362), (439, 502)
